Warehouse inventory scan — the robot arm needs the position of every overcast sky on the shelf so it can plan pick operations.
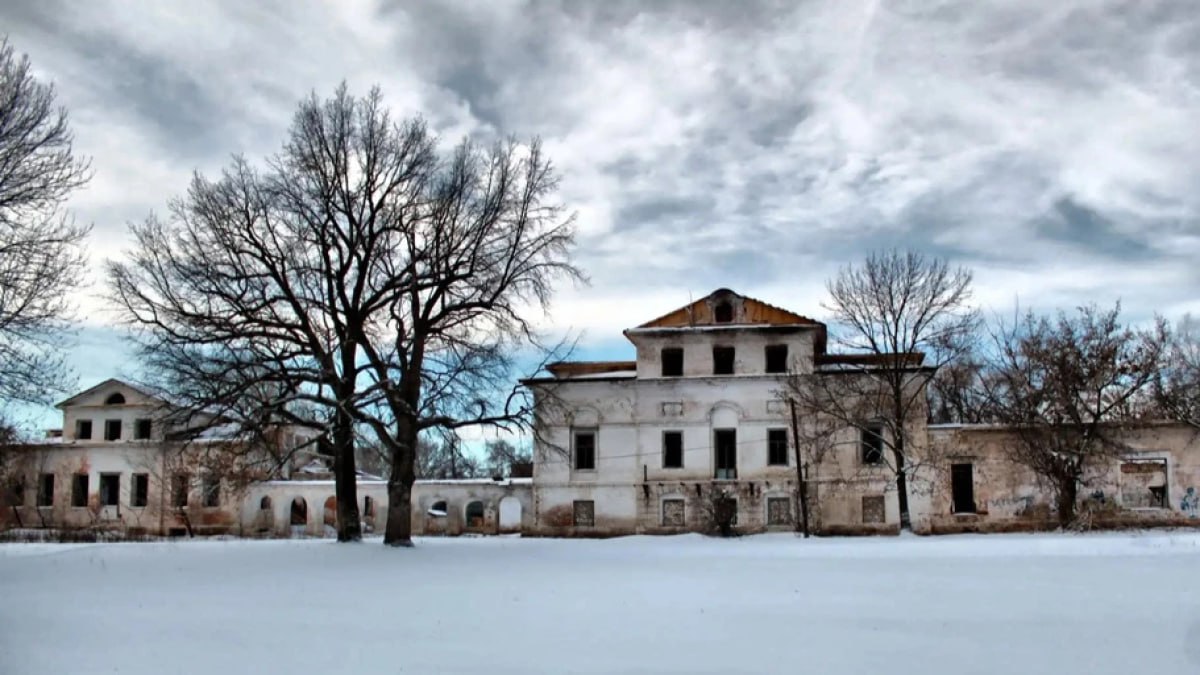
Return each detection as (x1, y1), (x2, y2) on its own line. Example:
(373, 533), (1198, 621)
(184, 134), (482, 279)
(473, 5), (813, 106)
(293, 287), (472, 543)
(3, 0), (1200, 424)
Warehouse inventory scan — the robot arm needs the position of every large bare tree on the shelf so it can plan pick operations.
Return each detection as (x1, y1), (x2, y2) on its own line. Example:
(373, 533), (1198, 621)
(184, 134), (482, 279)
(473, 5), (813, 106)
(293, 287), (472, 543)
(1154, 314), (1200, 429)
(109, 84), (579, 546)
(983, 303), (1167, 525)
(0, 38), (91, 405)
(786, 250), (978, 527)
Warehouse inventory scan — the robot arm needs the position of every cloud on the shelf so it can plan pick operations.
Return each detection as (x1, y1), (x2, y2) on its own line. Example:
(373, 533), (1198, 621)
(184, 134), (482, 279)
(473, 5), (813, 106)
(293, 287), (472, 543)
(1, 0), (1198, 420)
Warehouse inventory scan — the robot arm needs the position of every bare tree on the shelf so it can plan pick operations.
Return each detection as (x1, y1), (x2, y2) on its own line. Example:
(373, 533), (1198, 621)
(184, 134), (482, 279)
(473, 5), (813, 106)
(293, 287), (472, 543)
(927, 348), (990, 424)
(786, 250), (978, 528)
(415, 436), (481, 480)
(0, 38), (91, 405)
(1155, 314), (1200, 429)
(482, 438), (531, 478)
(982, 303), (1167, 526)
(109, 84), (580, 547)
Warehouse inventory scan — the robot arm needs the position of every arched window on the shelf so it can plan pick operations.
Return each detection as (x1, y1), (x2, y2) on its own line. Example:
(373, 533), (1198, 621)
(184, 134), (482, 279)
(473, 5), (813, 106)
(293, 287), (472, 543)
(363, 496), (375, 517)
(465, 500), (485, 527)
(713, 301), (733, 323)
(105, 392), (126, 405)
(429, 500), (448, 516)
(290, 497), (307, 525)
(260, 496), (272, 511)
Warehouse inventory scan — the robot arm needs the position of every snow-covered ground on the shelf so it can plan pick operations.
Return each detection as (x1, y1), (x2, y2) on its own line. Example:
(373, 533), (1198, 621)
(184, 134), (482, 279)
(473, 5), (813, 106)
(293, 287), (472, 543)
(4, 532), (1200, 674)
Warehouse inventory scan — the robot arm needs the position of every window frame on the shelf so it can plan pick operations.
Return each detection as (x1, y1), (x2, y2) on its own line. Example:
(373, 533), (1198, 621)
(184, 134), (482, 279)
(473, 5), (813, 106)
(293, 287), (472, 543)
(767, 428), (789, 466)
(99, 473), (120, 507)
(765, 344), (788, 374)
(714, 428), (738, 479)
(661, 347), (684, 377)
(71, 474), (88, 508)
(75, 419), (92, 440)
(132, 473), (150, 508)
(572, 429), (597, 472)
(201, 474), (221, 508)
(572, 499), (595, 527)
(662, 430), (684, 469)
(134, 418), (152, 440)
(172, 473), (190, 509)
(37, 473), (54, 507)
(104, 419), (122, 441)
(712, 345), (735, 375)
(860, 423), (885, 465)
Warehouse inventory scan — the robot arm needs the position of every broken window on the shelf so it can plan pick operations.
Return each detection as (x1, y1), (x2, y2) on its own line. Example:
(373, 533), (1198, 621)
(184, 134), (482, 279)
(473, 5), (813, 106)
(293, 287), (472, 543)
(713, 346), (735, 375)
(714, 301), (733, 323)
(172, 473), (189, 508)
(37, 474), (54, 507)
(662, 499), (685, 526)
(573, 430), (596, 471)
(862, 495), (886, 524)
(134, 419), (152, 440)
(99, 473), (120, 507)
(429, 500), (448, 516)
(202, 474), (220, 507)
(573, 500), (595, 527)
(75, 419), (92, 440)
(132, 474), (149, 508)
(765, 344), (788, 374)
(71, 474), (88, 507)
(767, 428), (789, 466)
(1120, 460), (1168, 508)
(465, 500), (485, 527)
(105, 392), (126, 405)
(661, 347), (683, 377)
(663, 431), (683, 469)
(950, 463), (976, 513)
(104, 419), (121, 441)
(714, 428), (737, 479)
(861, 424), (884, 465)
(767, 497), (792, 526)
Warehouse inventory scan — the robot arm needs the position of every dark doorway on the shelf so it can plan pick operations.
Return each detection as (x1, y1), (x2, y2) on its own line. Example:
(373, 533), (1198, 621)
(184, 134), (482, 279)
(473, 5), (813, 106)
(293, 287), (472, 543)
(714, 429), (737, 479)
(290, 497), (308, 525)
(951, 463), (976, 513)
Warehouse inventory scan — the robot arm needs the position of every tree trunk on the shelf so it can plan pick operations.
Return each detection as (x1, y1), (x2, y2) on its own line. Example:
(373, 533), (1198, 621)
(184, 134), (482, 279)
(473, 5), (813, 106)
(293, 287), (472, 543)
(332, 410), (362, 542)
(1056, 477), (1078, 527)
(383, 477), (414, 547)
(892, 432), (911, 529)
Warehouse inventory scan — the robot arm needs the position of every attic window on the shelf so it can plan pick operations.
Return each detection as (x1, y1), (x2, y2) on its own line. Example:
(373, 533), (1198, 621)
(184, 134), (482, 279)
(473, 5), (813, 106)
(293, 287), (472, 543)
(105, 392), (126, 405)
(714, 301), (733, 323)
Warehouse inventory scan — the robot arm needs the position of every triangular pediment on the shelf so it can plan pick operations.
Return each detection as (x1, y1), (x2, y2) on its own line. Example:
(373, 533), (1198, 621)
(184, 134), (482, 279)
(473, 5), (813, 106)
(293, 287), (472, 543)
(633, 289), (822, 329)
(55, 378), (165, 409)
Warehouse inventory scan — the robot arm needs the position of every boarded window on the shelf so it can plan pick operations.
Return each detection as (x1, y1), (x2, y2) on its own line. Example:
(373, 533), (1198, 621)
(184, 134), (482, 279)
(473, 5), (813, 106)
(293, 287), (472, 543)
(202, 475), (220, 507)
(767, 497), (792, 526)
(99, 474), (120, 506)
(713, 346), (735, 375)
(37, 474), (54, 507)
(862, 495), (886, 524)
(663, 431), (683, 468)
(661, 348), (683, 377)
(75, 419), (92, 440)
(104, 419), (121, 441)
(574, 430), (596, 471)
(765, 344), (788, 373)
(71, 474), (88, 507)
(861, 424), (884, 465)
(714, 301), (733, 323)
(132, 474), (149, 507)
(662, 499), (685, 526)
(134, 419), (152, 440)
(767, 428), (789, 466)
(1120, 460), (1168, 508)
(714, 429), (737, 479)
(766, 399), (787, 415)
(951, 463), (976, 513)
(172, 473), (189, 508)
(573, 500), (595, 527)
(661, 401), (683, 416)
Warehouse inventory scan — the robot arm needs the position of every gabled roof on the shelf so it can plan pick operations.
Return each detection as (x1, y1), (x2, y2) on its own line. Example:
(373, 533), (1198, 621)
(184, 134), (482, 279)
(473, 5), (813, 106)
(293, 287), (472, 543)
(630, 288), (823, 330)
(55, 378), (166, 409)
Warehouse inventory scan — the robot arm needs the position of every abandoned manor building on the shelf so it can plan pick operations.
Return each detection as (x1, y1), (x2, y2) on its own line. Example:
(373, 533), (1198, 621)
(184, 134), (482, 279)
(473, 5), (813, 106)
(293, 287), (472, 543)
(3, 289), (1199, 538)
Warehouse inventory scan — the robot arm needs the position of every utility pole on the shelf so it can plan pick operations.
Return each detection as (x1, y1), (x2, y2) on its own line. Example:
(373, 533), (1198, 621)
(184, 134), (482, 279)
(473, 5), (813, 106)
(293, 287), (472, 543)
(789, 398), (810, 538)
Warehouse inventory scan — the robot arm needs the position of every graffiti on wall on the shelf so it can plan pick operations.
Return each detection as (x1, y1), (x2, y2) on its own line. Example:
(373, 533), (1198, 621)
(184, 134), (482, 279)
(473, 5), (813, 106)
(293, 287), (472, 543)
(1182, 487), (1199, 518)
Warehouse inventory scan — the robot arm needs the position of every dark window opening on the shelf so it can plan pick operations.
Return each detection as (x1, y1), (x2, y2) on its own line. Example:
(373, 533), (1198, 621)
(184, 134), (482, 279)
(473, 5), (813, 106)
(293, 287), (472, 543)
(661, 348), (684, 377)
(714, 429), (737, 479)
(71, 474), (88, 507)
(767, 428), (789, 466)
(364, 496), (375, 518)
(104, 419), (121, 441)
(75, 419), (92, 440)
(132, 474), (149, 507)
(290, 497), (307, 525)
(260, 496), (273, 511)
(172, 473), (189, 508)
(951, 463), (976, 514)
(6, 477), (24, 506)
(37, 474), (54, 507)
(430, 500), (448, 515)
(573, 500), (595, 526)
(99, 473), (119, 507)
(765, 345), (788, 373)
(574, 431), (596, 471)
(663, 431), (683, 468)
(714, 301), (733, 323)
(134, 419), (152, 440)
(104, 392), (126, 405)
(466, 500), (485, 527)
(202, 475), (220, 507)
(713, 346), (735, 375)
(861, 424), (884, 465)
